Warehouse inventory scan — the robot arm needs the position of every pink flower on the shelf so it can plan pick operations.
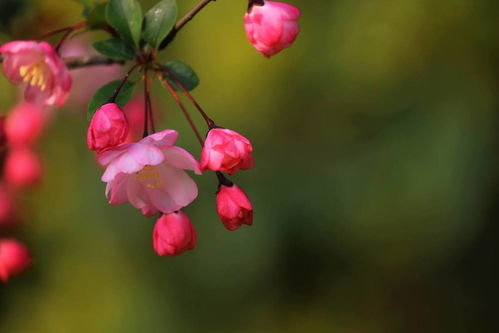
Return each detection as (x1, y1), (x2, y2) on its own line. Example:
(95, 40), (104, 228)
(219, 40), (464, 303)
(0, 239), (31, 283)
(87, 103), (129, 153)
(98, 129), (202, 216)
(200, 128), (254, 175)
(0, 41), (72, 106)
(216, 184), (253, 231)
(5, 102), (46, 146)
(4, 147), (42, 188)
(244, 1), (301, 57)
(153, 211), (197, 256)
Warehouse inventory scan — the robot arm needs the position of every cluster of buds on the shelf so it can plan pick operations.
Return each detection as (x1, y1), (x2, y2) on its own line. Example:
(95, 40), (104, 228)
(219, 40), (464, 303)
(0, 0), (300, 277)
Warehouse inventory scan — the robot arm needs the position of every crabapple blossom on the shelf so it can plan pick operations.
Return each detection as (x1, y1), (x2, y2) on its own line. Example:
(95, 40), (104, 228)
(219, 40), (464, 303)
(4, 147), (42, 188)
(0, 239), (31, 283)
(98, 129), (202, 216)
(216, 184), (253, 231)
(244, 1), (301, 57)
(153, 211), (197, 256)
(87, 103), (129, 152)
(200, 128), (254, 175)
(5, 102), (46, 146)
(0, 41), (71, 106)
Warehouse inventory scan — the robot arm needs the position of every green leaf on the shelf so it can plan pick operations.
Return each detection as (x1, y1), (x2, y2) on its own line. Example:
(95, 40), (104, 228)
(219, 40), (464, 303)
(106, 0), (142, 47)
(87, 80), (137, 120)
(143, 0), (178, 48)
(87, 3), (107, 28)
(93, 38), (135, 60)
(162, 61), (199, 92)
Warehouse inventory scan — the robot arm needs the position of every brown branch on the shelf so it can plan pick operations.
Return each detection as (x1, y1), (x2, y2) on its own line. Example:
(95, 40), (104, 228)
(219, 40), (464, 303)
(63, 56), (125, 69)
(160, 0), (217, 49)
(0, 54), (125, 69)
(175, 0), (217, 32)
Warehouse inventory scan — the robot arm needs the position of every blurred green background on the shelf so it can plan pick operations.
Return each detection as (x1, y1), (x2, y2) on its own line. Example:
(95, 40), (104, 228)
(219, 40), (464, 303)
(1, 0), (498, 332)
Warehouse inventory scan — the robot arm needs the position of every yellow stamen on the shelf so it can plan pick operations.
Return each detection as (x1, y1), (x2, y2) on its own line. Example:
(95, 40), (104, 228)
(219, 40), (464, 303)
(19, 64), (47, 91)
(135, 166), (164, 189)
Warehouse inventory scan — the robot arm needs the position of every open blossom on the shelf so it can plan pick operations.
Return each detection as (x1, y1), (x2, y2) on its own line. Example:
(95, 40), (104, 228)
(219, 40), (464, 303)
(0, 41), (71, 106)
(216, 184), (253, 231)
(4, 147), (42, 188)
(87, 103), (129, 152)
(0, 239), (31, 283)
(5, 102), (46, 146)
(153, 211), (197, 256)
(200, 128), (254, 175)
(98, 129), (202, 216)
(244, 1), (301, 57)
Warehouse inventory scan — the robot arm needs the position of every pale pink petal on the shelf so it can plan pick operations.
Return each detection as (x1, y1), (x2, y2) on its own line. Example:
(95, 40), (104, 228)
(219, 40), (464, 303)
(163, 146), (202, 175)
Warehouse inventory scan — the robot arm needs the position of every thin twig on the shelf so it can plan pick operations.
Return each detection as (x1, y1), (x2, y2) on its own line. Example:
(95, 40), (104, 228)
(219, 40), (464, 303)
(156, 72), (204, 146)
(143, 70), (150, 138)
(175, 0), (217, 31)
(160, 0), (217, 49)
(0, 54), (125, 69)
(157, 63), (215, 128)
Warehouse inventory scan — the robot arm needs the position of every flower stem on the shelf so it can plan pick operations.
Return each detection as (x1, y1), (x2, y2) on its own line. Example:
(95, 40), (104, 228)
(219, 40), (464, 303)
(156, 63), (216, 129)
(155, 72), (204, 146)
(109, 63), (140, 103)
(143, 69), (150, 138)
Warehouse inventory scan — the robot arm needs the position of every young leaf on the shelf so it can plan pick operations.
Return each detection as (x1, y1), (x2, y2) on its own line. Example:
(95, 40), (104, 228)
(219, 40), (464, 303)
(93, 39), (135, 60)
(106, 0), (143, 47)
(143, 0), (178, 48)
(87, 80), (137, 120)
(162, 61), (199, 92)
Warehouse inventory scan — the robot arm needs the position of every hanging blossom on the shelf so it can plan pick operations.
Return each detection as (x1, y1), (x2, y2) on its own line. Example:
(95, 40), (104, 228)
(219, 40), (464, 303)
(98, 129), (202, 217)
(0, 41), (71, 106)
(0, 0), (303, 264)
(245, 0), (301, 57)
(201, 128), (254, 175)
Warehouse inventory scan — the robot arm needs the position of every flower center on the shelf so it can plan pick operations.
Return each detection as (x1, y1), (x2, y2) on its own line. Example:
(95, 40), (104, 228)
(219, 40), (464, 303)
(19, 63), (47, 91)
(135, 165), (164, 189)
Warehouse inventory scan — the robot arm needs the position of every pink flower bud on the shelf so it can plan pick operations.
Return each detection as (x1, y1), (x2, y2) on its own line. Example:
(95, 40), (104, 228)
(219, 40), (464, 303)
(0, 239), (31, 283)
(216, 184), (253, 231)
(87, 103), (129, 152)
(5, 102), (46, 146)
(153, 211), (197, 256)
(4, 147), (42, 188)
(200, 128), (254, 175)
(244, 1), (301, 57)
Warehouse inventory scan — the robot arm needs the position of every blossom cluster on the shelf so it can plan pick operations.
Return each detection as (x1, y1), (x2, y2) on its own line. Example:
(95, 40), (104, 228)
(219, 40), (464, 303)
(0, 0), (300, 282)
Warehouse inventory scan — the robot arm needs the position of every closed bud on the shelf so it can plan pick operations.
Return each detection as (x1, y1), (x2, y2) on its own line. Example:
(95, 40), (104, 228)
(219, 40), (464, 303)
(200, 128), (254, 175)
(5, 102), (46, 146)
(87, 103), (129, 152)
(0, 239), (31, 283)
(216, 184), (253, 231)
(4, 147), (42, 188)
(244, 1), (301, 57)
(153, 211), (197, 256)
